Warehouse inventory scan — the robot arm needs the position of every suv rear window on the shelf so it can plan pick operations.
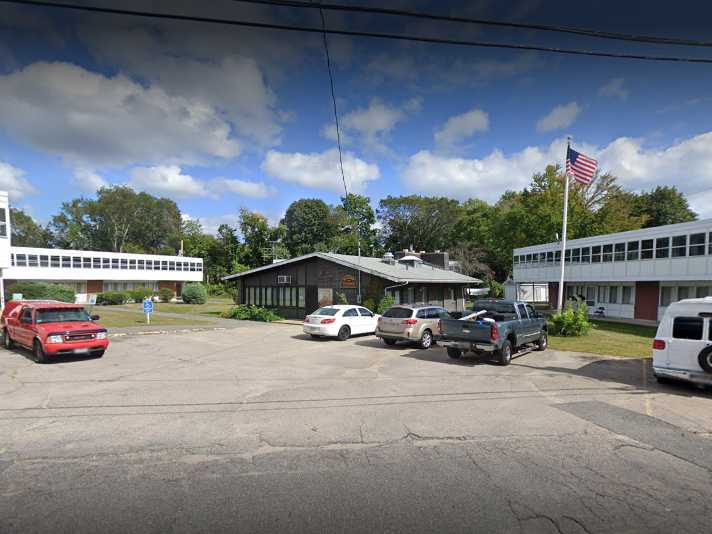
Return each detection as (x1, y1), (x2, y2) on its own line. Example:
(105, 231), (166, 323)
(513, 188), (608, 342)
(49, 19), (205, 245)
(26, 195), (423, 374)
(672, 317), (703, 340)
(383, 307), (413, 319)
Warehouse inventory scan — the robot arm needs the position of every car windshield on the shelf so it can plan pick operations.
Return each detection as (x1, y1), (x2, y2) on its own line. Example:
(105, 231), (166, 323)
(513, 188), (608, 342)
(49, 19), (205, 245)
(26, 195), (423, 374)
(313, 307), (339, 316)
(36, 308), (91, 324)
(383, 307), (413, 319)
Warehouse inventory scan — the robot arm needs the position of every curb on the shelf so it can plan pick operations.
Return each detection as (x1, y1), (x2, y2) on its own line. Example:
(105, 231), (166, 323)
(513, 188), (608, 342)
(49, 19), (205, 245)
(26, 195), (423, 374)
(109, 327), (228, 338)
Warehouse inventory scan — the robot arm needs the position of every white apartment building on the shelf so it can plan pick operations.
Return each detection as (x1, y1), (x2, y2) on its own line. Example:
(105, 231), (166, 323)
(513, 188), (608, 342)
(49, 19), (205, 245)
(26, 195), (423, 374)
(513, 218), (712, 321)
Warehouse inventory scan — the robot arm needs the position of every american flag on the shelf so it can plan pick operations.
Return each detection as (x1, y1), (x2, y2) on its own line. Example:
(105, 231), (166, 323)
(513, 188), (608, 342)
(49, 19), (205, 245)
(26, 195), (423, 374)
(566, 147), (598, 185)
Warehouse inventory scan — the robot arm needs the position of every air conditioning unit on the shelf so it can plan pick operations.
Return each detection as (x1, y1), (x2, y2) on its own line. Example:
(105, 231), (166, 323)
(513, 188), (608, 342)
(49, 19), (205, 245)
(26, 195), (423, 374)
(277, 275), (292, 284)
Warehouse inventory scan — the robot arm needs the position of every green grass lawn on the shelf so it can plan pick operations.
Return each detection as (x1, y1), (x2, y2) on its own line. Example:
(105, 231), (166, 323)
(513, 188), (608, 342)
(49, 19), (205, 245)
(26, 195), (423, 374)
(92, 308), (212, 328)
(122, 301), (234, 315)
(548, 320), (657, 358)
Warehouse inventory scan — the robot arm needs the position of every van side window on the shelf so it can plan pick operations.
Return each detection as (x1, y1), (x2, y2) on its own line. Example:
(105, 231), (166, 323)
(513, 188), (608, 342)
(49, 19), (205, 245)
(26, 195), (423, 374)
(672, 317), (703, 340)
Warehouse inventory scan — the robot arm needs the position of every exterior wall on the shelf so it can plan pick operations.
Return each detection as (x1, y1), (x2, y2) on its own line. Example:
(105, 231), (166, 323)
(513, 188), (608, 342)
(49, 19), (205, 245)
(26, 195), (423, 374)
(87, 280), (103, 293)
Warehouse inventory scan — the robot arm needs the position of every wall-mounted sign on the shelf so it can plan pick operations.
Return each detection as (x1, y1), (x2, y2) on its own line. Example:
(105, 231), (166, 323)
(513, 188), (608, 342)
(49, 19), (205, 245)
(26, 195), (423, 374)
(341, 275), (357, 289)
(318, 287), (332, 306)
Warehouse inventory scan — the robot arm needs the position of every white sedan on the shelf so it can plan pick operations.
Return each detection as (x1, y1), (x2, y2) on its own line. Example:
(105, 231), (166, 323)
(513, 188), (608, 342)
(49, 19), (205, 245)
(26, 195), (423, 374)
(303, 305), (379, 341)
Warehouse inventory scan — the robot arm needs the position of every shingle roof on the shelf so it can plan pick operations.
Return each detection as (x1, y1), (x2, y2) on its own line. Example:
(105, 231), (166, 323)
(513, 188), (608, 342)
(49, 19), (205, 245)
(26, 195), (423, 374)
(222, 252), (481, 284)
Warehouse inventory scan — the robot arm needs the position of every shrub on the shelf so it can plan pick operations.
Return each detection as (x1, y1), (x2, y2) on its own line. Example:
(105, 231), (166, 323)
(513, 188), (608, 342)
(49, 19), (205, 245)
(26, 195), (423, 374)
(206, 283), (227, 296)
(377, 294), (396, 314)
(334, 291), (348, 304)
(6, 282), (75, 303)
(362, 297), (376, 313)
(549, 300), (590, 337)
(158, 287), (174, 303)
(96, 291), (129, 305)
(220, 305), (282, 322)
(182, 282), (208, 304)
(128, 286), (154, 303)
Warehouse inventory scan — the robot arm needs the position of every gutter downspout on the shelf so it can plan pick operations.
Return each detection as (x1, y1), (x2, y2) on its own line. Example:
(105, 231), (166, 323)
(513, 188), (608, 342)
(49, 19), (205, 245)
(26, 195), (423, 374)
(383, 281), (408, 302)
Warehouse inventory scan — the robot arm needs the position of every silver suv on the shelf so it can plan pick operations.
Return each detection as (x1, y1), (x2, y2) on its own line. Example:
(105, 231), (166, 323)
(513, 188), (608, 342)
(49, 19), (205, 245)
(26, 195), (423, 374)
(376, 305), (451, 349)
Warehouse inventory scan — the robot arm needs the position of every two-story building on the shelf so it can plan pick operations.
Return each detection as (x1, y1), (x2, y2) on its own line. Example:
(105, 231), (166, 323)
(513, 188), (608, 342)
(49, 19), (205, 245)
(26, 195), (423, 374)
(512, 219), (712, 321)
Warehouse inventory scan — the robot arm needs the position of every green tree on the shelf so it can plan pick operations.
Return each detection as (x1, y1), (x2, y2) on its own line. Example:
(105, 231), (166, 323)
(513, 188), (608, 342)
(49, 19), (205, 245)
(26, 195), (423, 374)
(282, 199), (336, 256)
(10, 208), (52, 247)
(238, 208), (273, 267)
(331, 194), (379, 255)
(632, 186), (697, 228)
(49, 198), (97, 250)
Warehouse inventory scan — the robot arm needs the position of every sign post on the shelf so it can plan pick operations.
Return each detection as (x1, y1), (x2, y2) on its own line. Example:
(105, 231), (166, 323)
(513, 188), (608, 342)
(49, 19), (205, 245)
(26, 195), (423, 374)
(143, 298), (154, 325)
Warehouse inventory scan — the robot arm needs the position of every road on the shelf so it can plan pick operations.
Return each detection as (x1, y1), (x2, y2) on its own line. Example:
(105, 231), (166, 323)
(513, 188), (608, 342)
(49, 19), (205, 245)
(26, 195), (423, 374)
(2, 323), (712, 533)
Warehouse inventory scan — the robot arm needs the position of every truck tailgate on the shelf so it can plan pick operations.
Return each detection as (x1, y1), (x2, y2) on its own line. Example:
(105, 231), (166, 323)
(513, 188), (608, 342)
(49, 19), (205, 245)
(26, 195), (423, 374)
(439, 319), (492, 342)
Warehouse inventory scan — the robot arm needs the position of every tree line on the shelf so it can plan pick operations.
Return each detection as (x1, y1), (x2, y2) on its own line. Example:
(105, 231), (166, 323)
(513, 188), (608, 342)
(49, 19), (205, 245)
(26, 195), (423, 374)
(13, 166), (696, 286)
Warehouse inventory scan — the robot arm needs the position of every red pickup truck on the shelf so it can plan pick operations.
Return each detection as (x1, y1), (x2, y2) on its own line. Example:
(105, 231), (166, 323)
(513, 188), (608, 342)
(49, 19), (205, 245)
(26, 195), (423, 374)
(1, 301), (109, 363)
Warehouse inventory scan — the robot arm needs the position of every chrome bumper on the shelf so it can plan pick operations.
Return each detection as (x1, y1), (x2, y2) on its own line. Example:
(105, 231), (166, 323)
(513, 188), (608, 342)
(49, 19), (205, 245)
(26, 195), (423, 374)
(438, 340), (495, 352)
(654, 366), (712, 386)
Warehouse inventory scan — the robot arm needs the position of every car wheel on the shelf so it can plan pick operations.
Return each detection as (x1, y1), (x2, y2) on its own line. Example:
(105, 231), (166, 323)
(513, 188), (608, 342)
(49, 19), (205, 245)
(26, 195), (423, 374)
(33, 339), (48, 364)
(3, 329), (13, 350)
(536, 332), (548, 351)
(446, 347), (462, 359)
(497, 340), (513, 366)
(419, 329), (433, 350)
(383, 338), (397, 346)
(337, 326), (350, 341)
(698, 346), (712, 374)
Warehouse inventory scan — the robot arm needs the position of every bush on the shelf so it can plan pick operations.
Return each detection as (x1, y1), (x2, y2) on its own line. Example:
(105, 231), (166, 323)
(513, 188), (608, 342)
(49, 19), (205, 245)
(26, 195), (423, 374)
(221, 305), (282, 322)
(181, 282), (208, 304)
(362, 297), (376, 313)
(549, 300), (591, 337)
(206, 283), (228, 296)
(158, 287), (174, 303)
(96, 291), (129, 305)
(377, 294), (396, 314)
(6, 282), (75, 303)
(334, 291), (348, 304)
(128, 286), (153, 303)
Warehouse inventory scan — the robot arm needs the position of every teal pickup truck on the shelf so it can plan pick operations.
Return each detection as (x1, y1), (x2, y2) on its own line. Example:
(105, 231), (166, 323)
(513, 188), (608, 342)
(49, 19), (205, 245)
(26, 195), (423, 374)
(436, 299), (548, 365)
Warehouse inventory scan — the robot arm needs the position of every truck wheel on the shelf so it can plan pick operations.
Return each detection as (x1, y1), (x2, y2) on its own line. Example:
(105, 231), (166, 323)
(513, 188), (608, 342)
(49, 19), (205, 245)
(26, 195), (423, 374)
(497, 340), (513, 366)
(698, 346), (712, 373)
(536, 332), (548, 351)
(383, 338), (397, 346)
(3, 329), (13, 350)
(33, 340), (48, 364)
(93, 350), (105, 358)
(418, 330), (433, 349)
(446, 347), (462, 359)
(337, 325), (351, 341)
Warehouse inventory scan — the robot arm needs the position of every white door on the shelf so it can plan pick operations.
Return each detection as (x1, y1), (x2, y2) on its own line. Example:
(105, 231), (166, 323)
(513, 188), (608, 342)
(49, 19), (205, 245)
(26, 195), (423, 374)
(341, 308), (361, 333)
(357, 307), (377, 333)
(667, 316), (709, 371)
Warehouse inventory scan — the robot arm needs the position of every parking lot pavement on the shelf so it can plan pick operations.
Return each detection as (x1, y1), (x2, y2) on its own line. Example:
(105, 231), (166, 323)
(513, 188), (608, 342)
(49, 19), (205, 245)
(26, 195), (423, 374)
(2, 324), (712, 533)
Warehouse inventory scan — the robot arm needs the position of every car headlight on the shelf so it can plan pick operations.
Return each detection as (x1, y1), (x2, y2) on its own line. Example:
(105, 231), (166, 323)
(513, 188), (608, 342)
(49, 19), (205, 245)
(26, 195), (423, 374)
(47, 335), (63, 344)
(96, 332), (107, 340)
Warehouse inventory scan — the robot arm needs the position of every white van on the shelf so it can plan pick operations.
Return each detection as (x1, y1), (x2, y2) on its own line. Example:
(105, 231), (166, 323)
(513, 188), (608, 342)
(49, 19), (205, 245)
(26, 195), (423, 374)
(652, 297), (712, 386)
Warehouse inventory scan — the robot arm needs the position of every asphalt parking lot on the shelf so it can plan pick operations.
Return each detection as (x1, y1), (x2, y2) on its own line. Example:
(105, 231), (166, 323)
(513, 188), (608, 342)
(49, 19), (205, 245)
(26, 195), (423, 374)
(2, 323), (712, 533)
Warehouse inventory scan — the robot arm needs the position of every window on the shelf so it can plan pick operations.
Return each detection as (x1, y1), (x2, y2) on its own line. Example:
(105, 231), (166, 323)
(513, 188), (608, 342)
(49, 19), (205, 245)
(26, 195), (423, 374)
(50, 255), (60, 267)
(586, 287), (595, 302)
(660, 287), (672, 307)
(0, 208), (7, 237)
(169, 261), (175, 271)
(37, 255), (48, 267)
(554, 250), (561, 262)
(641, 239), (654, 259)
(622, 286), (632, 304)
(591, 245), (601, 263)
(343, 308), (358, 317)
(161, 261), (168, 271)
(672, 317), (703, 340)
(277, 275), (292, 284)
(525, 304), (536, 318)
(176, 262), (182, 271)
(546, 251), (554, 263)
(145, 260), (153, 271)
(129, 259), (137, 270)
(598, 286), (608, 303)
(197, 263), (203, 272)
(580, 247), (590, 263)
(677, 286), (689, 301)
(609, 286), (618, 304)
(655, 237), (669, 258)
(102, 258), (110, 269)
(72, 256), (82, 268)
(62, 256), (71, 268)
(672, 235), (687, 257)
(690, 233), (705, 256)
(709, 233), (712, 255)
(138, 259), (145, 270)
(602, 244), (613, 262)
(120, 259), (128, 270)
(26, 255), (39, 267)
(697, 287), (711, 298)
(516, 303), (527, 319)
(626, 241), (639, 261)
(572, 248), (580, 263)
(565, 249), (571, 263)
(526, 254), (532, 263)
(92, 257), (101, 269)
(614, 243), (625, 262)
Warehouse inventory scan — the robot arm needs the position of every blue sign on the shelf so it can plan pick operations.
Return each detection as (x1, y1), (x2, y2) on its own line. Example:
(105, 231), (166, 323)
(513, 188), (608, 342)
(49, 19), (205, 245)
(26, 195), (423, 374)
(143, 299), (154, 313)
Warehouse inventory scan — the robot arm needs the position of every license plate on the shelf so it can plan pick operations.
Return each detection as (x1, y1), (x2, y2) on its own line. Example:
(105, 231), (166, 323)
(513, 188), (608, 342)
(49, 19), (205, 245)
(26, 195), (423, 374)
(74, 348), (89, 354)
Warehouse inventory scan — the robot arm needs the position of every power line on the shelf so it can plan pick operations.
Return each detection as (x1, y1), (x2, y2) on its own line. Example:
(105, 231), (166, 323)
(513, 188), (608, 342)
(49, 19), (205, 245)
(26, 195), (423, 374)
(4, 0), (712, 64)
(234, 0), (712, 48)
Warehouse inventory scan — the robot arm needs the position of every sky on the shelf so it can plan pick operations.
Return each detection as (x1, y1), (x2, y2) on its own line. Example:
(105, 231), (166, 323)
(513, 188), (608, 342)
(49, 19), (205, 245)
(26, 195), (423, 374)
(2, 0), (712, 236)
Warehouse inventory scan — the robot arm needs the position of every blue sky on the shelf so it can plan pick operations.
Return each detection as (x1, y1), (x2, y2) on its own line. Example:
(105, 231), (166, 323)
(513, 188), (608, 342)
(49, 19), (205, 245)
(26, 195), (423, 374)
(2, 0), (712, 234)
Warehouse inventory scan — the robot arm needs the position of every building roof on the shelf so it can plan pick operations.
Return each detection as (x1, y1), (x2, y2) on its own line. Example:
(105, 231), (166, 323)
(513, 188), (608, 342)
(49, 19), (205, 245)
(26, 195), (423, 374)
(223, 252), (481, 284)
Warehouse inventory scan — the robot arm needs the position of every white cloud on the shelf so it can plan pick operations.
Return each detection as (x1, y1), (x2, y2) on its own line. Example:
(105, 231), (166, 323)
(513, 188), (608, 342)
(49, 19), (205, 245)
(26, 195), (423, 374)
(262, 148), (379, 193)
(599, 77), (629, 100)
(0, 161), (36, 200)
(0, 62), (241, 168)
(536, 102), (582, 133)
(434, 109), (489, 149)
(72, 168), (107, 193)
(129, 165), (208, 199)
(211, 178), (272, 198)
(688, 189), (712, 219)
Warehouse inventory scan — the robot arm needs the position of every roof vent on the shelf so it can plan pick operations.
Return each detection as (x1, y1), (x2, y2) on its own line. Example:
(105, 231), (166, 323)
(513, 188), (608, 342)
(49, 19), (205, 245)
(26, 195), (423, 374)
(382, 251), (395, 265)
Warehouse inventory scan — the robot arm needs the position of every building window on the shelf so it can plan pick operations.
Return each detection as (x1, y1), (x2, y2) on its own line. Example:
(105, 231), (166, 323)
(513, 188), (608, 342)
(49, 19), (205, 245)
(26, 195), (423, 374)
(572, 248), (580, 263)
(188, 262), (195, 272)
(298, 287), (306, 308)
(161, 261), (168, 271)
(672, 317), (703, 340)
(129, 259), (137, 270)
(39, 255), (49, 267)
(641, 239), (654, 259)
(622, 286), (632, 304)
(598, 286), (608, 303)
(138, 259), (145, 270)
(655, 237), (670, 259)
(677, 286), (689, 301)
(0, 208), (7, 237)
(586, 287), (595, 302)
(62, 256), (71, 268)
(169, 261), (175, 271)
(28, 255), (39, 267)
(672, 235), (687, 257)
(16, 254), (26, 267)
(118, 259), (127, 269)
(564, 249), (571, 263)
(609, 286), (618, 304)
(51, 255), (60, 267)
(73, 256), (82, 268)
(545, 251), (553, 263)
(689, 233), (705, 256)
(660, 287), (672, 307)
(697, 287), (711, 298)
(145, 260), (153, 270)
(709, 233), (712, 255)
(554, 250), (561, 262)
(110, 258), (118, 269)
(92, 257), (101, 269)
(102, 258), (110, 269)
(602, 244), (613, 262)
(626, 241), (639, 261)
(580, 247), (590, 263)
(591, 245), (601, 263)
(526, 254), (532, 263)
(614, 243), (625, 262)
(83, 257), (91, 269)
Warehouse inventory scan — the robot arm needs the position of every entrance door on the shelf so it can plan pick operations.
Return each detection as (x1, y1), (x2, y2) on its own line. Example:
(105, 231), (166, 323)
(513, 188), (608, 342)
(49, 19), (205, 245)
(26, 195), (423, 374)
(634, 282), (659, 321)
(305, 286), (319, 314)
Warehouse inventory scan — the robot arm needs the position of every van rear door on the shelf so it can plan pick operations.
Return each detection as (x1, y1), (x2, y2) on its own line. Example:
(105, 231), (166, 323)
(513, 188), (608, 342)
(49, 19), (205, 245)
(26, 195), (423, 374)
(667, 316), (709, 370)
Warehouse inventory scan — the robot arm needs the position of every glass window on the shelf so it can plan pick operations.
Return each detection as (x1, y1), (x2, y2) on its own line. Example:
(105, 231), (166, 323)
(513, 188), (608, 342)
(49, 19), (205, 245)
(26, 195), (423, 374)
(602, 244), (613, 262)
(609, 286), (618, 304)
(138, 259), (145, 270)
(176, 262), (182, 271)
(516, 303), (527, 318)
(0, 208), (7, 237)
(580, 247), (590, 263)
(554, 250), (561, 262)
(641, 239), (654, 259)
(622, 286), (632, 304)
(120, 259), (128, 269)
(111, 258), (119, 269)
(677, 286), (689, 301)
(709, 233), (712, 255)
(29, 255), (40, 267)
(72, 256), (81, 268)
(102, 258), (110, 269)
(598, 286), (608, 303)
(614, 243), (625, 261)
(697, 287), (711, 298)
(62, 256), (71, 268)
(660, 287), (672, 307)
(343, 308), (358, 317)
(525, 254), (532, 263)
(626, 241), (639, 261)
(546, 251), (554, 263)
(190, 262), (196, 272)
(161, 261), (168, 271)
(169, 261), (175, 271)
(92, 257), (100, 268)
(83, 257), (91, 268)
(672, 317), (703, 340)
(565, 249), (571, 263)
(690, 233), (705, 256)
(357, 307), (374, 317)
(525, 304), (536, 318)
(671, 235), (687, 257)
(197, 263), (203, 272)
(591, 245), (601, 263)
(655, 237), (670, 258)
(586, 287), (595, 301)
(145, 260), (153, 270)
(50, 255), (60, 267)
(572, 248), (580, 263)
(39, 255), (49, 267)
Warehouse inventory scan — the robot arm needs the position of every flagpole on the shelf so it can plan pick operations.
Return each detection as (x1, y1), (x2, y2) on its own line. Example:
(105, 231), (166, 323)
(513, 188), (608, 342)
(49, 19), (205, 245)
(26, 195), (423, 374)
(557, 137), (571, 312)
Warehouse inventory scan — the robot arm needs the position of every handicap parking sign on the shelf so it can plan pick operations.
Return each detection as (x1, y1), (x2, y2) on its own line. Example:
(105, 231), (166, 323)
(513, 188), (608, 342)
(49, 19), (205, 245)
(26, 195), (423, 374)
(143, 299), (154, 313)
